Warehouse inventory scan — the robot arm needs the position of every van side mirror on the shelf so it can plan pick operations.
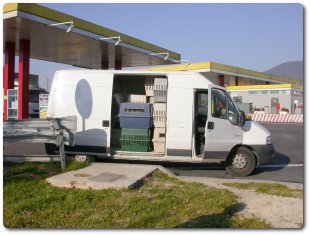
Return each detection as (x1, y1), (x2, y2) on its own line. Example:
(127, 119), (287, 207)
(239, 111), (246, 126)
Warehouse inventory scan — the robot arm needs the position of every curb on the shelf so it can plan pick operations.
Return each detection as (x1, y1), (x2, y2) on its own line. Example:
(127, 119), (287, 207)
(176, 175), (303, 189)
(151, 167), (303, 189)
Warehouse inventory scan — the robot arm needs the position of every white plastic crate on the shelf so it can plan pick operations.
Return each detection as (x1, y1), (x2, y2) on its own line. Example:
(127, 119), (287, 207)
(152, 140), (165, 153)
(148, 96), (155, 104)
(152, 127), (165, 153)
(128, 94), (147, 103)
(154, 90), (167, 103)
(153, 103), (166, 127)
(154, 78), (168, 90)
(153, 127), (166, 141)
(154, 78), (167, 103)
(145, 78), (154, 96)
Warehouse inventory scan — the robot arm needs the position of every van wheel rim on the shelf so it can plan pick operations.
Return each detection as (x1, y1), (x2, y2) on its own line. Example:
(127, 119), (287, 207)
(75, 155), (88, 162)
(232, 154), (247, 169)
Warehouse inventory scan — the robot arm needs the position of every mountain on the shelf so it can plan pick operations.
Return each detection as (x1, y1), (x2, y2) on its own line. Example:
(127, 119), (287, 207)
(264, 61), (303, 82)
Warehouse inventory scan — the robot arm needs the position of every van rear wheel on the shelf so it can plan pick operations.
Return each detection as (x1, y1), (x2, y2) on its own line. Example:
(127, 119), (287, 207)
(225, 147), (256, 177)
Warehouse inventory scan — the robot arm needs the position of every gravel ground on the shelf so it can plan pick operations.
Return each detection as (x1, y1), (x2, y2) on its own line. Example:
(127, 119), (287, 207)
(178, 176), (304, 228)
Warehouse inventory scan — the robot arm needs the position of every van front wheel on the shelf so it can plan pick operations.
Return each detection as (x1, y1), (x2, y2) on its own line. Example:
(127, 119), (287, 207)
(225, 147), (256, 177)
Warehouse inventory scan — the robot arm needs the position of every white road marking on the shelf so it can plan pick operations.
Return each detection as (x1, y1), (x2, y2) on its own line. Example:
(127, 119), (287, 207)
(257, 164), (303, 168)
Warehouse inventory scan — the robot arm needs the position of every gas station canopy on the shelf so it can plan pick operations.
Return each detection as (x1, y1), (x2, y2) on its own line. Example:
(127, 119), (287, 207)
(3, 3), (181, 69)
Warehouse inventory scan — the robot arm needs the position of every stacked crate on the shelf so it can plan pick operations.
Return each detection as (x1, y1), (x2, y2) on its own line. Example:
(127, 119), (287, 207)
(144, 78), (168, 153)
(154, 78), (168, 103)
(128, 94), (147, 103)
(118, 102), (153, 152)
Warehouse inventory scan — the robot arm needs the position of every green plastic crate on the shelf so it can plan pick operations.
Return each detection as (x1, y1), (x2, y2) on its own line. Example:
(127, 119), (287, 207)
(120, 128), (151, 152)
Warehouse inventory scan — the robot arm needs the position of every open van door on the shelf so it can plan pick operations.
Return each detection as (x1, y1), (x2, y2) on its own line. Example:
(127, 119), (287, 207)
(204, 84), (243, 160)
(71, 72), (114, 152)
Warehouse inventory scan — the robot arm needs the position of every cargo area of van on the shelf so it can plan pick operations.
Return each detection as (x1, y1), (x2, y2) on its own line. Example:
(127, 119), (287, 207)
(110, 75), (168, 157)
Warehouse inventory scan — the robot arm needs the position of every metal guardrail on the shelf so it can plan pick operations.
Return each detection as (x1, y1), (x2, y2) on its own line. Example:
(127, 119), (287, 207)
(3, 116), (77, 170)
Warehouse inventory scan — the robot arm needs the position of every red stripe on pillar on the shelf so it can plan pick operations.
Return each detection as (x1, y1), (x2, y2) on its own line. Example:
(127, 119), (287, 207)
(3, 42), (15, 120)
(18, 39), (30, 120)
(235, 76), (239, 86)
(115, 60), (122, 70)
(101, 61), (109, 70)
(218, 75), (225, 87)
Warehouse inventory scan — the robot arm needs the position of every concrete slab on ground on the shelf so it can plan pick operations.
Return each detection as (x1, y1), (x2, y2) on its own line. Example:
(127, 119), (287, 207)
(46, 162), (171, 190)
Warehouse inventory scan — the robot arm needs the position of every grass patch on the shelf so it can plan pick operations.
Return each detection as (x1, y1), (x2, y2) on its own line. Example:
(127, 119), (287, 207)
(4, 162), (270, 228)
(223, 182), (303, 198)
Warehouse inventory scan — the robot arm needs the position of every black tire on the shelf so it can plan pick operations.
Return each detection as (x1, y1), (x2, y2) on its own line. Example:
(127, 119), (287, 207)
(225, 147), (256, 177)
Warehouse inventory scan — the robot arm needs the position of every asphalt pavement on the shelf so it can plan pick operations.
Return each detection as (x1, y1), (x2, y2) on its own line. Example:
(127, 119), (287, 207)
(3, 123), (304, 183)
(165, 123), (304, 183)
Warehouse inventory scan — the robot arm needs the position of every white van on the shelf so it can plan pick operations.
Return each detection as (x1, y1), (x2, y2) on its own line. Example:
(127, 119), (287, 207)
(46, 70), (274, 176)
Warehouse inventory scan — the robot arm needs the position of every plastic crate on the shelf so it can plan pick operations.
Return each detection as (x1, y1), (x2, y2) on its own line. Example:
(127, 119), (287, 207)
(154, 90), (167, 103)
(119, 102), (153, 129)
(147, 96), (155, 104)
(145, 78), (154, 96)
(120, 128), (151, 152)
(154, 78), (168, 90)
(152, 140), (165, 153)
(152, 127), (165, 153)
(153, 103), (166, 127)
(154, 78), (168, 103)
(153, 127), (166, 141)
(128, 94), (147, 103)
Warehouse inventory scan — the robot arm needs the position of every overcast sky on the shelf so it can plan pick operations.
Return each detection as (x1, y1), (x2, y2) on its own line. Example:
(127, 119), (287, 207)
(14, 3), (303, 90)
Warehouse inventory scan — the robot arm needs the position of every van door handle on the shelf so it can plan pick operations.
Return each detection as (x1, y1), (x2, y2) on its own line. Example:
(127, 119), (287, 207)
(207, 122), (214, 130)
(102, 120), (110, 127)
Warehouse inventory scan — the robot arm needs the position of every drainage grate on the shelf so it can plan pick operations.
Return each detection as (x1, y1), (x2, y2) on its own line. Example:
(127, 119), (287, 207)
(88, 172), (127, 183)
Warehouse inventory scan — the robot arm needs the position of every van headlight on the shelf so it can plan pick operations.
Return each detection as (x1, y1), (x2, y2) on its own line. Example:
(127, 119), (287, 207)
(266, 136), (272, 145)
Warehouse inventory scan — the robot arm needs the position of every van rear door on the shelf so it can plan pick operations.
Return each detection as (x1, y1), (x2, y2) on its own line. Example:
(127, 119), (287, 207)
(204, 84), (243, 159)
(70, 72), (114, 151)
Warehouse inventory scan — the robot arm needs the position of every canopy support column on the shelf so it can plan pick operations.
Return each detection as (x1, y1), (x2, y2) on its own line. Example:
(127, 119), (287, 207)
(3, 42), (16, 120)
(18, 39), (30, 120)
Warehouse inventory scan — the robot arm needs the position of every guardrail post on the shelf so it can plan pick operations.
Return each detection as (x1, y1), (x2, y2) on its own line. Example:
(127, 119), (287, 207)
(58, 130), (66, 170)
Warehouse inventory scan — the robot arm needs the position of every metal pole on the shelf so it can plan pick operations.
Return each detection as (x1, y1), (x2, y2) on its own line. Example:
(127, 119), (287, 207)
(58, 130), (66, 170)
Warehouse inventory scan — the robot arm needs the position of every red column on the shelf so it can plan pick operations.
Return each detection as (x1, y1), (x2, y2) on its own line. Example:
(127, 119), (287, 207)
(3, 42), (15, 120)
(235, 76), (239, 86)
(18, 39), (30, 120)
(115, 60), (122, 70)
(276, 102), (280, 114)
(218, 75), (225, 87)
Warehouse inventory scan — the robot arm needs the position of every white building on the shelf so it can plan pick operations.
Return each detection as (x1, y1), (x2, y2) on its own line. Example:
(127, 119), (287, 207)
(227, 84), (303, 114)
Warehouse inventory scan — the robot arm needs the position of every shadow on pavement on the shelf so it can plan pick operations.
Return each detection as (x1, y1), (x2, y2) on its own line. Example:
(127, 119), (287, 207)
(176, 202), (246, 228)
(250, 151), (291, 176)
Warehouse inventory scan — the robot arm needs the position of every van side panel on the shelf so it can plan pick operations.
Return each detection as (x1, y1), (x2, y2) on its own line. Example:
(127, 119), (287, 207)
(47, 71), (113, 148)
(166, 74), (193, 158)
